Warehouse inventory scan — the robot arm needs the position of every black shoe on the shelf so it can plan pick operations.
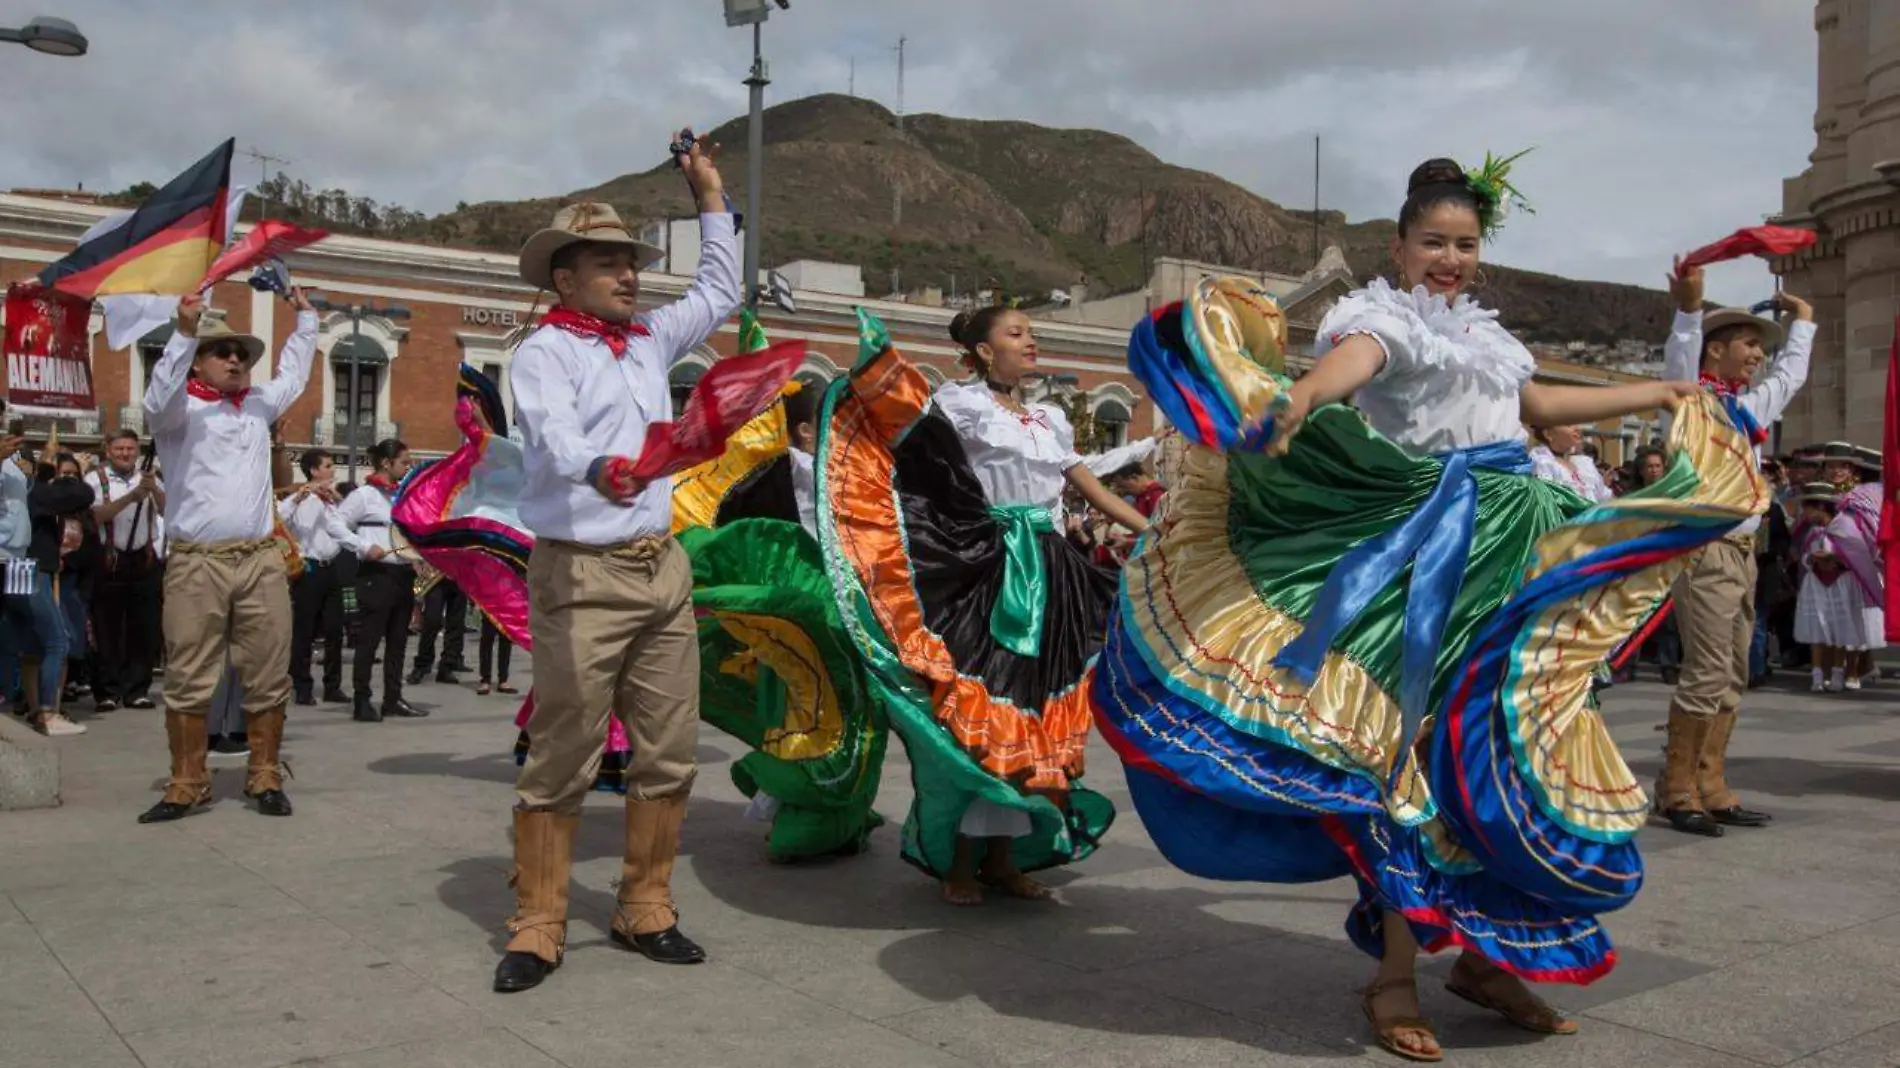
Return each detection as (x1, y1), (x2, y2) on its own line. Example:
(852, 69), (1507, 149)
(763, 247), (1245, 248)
(294, 687), (315, 707)
(210, 735), (250, 756)
(353, 696), (383, 723)
(405, 667), (428, 686)
(247, 788), (294, 817)
(447, 659), (474, 675)
(611, 926), (705, 965)
(384, 698), (429, 718)
(435, 669), (460, 685)
(128, 696), (156, 710)
(94, 698), (119, 713)
(493, 951), (559, 993)
(1660, 808), (1724, 837)
(322, 687), (349, 704)
(1709, 805), (1772, 827)
(137, 799), (200, 824)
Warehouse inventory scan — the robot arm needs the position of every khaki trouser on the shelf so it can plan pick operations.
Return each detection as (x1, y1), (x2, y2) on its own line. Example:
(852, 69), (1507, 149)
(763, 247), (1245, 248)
(163, 539), (293, 715)
(1670, 538), (1757, 720)
(515, 537), (699, 812)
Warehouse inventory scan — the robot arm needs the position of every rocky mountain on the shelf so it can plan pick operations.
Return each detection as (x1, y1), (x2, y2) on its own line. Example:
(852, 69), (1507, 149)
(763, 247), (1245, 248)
(224, 94), (1680, 345)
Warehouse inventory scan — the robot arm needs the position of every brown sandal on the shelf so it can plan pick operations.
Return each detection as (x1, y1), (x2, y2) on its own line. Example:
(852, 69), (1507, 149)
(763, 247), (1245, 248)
(1361, 977), (1443, 1062)
(1446, 960), (1578, 1036)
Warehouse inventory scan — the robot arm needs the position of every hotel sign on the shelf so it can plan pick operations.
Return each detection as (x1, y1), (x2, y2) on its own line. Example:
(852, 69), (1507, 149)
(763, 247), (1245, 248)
(462, 306), (524, 328)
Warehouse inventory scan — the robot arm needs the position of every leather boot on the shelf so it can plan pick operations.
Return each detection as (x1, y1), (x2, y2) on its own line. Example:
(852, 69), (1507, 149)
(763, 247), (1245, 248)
(1698, 709), (1770, 827)
(493, 809), (579, 993)
(138, 709), (212, 824)
(244, 706), (294, 817)
(353, 694), (382, 722)
(1656, 706), (1722, 837)
(610, 793), (705, 964)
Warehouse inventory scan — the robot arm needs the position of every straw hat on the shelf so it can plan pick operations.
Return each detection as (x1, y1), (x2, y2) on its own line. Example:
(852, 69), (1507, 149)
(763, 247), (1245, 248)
(1854, 445), (1883, 475)
(517, 202), (663, 291)
(1821, 441), (1858, 464)
(1701, 307), (1784, 351)
(1797, 480), (1839, 505)
(191, 313), (265, 365)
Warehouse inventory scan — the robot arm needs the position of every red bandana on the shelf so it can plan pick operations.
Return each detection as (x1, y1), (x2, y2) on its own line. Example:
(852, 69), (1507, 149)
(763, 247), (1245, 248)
(1698, 372), (1768, 445)
(541, 305), (650, 358)
(186, 377), (249, 408)
(366, 474), (398, 494)
(1697, 371), (1747, 396)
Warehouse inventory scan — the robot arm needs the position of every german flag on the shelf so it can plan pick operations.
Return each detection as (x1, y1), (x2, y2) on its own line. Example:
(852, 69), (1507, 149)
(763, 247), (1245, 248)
(38, 139), (235, 298)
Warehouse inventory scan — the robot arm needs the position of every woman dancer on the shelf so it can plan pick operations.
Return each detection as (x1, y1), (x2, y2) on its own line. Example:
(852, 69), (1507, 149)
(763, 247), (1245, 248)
(1821, 444), (1885, 688)
(1094, 157), (1759, 1061)
(1792, 481), (1853, 691)
(818, 305), (1145, 904)
(328, 438), (424, 723)
(1528, 425), (1610, 502)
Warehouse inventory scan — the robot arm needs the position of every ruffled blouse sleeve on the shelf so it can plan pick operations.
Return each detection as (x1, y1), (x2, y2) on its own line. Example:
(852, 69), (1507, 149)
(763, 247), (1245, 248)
(1037, 404), (1083, 470)
(931, 381), (989, 438)
(1315, 287), (1417, 376)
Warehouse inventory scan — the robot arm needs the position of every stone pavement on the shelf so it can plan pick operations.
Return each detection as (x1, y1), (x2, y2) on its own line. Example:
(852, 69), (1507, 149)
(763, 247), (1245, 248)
(3, 668), (1898, 1068)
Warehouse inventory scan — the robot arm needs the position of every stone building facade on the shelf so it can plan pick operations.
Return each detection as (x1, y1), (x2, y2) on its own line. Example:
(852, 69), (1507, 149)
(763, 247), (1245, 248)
(1773, 0), (1900, 449)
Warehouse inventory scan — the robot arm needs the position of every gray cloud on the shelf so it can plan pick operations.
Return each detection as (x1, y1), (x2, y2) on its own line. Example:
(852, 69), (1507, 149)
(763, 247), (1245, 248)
(0, 0), (1814, 304)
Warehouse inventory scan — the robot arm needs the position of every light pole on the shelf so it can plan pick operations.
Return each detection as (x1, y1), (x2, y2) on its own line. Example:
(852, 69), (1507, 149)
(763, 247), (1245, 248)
(309, 297), (411, 481)
(724, 0), (788, 307)
(1, 16), (87, 56)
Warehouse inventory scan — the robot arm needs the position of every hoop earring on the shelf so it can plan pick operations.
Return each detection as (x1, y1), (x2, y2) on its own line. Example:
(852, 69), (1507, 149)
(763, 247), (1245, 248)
(1473, 268), (1490, 290)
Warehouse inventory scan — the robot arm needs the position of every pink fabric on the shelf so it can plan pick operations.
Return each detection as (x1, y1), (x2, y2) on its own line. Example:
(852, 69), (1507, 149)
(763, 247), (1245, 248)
(1830, 483), (1885, 608)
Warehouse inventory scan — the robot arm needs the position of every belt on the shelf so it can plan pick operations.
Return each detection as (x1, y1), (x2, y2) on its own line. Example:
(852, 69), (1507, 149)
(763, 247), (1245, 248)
(543, 534), (669, 562)
(170, 537), (275, 559)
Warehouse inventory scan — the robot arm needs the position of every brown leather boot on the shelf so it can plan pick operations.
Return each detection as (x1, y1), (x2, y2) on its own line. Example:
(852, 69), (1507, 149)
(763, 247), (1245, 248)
(493, 809), (579, 993)
(1656, 706), (1721, 837)
(138, 709), (212, 824)
(610, 793), (705, 964)
(244, 706), (293, 817)
(1697, 710), (1770, 827)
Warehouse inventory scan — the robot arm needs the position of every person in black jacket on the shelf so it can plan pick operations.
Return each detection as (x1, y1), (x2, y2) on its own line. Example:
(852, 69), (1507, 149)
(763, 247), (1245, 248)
(22, 452), (95, 735)
(46, 452), (103, 710)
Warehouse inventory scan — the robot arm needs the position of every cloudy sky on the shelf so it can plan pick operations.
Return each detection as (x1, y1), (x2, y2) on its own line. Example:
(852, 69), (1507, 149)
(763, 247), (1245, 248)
(1, 1), (1816, 305)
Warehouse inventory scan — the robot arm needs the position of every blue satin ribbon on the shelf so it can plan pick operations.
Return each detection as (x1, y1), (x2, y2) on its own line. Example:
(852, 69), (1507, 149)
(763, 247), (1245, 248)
(1272, 441), (1532, 763)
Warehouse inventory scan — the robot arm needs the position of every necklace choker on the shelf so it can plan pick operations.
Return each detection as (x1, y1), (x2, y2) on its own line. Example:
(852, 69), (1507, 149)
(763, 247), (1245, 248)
(985, 379), (1016, 398)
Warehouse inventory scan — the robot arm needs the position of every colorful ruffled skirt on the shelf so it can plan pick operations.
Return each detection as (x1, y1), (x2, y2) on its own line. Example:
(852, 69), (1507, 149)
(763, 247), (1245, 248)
(817, 311), (1116, 878)
(670, 387), (890, 862)
(1093, 281), (1764, 982)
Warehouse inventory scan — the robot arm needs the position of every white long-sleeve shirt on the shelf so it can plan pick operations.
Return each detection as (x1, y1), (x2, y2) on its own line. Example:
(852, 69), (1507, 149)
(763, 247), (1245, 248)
(326, 483), (407, 565)
(509, 212), (742, 545)
(0, 461), (30, 559)
(143, 311), (319, 544)
(1661, 309), (1815, 535)
(277, 487), (342, 563)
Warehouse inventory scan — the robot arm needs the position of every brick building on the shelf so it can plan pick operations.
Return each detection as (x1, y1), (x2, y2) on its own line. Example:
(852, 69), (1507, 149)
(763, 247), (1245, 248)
(1, 190), (1663, 472)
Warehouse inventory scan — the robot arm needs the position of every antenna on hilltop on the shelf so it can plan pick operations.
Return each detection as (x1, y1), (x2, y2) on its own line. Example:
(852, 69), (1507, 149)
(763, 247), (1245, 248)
(243, 145), (292, 211)
(890, 34), (907, 296)
(849, 55), (855, 97)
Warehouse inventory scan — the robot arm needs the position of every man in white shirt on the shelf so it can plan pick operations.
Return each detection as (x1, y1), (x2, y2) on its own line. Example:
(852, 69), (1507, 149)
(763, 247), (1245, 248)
(137, 290), (318, 824)
(1657, 263), (1813, 838)
(278, 447), (348, 706)
(494, 136), (739, 993)
(89, 429), (165, 711)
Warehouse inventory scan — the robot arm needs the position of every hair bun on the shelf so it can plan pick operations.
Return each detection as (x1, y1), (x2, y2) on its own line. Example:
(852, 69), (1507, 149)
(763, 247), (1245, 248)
(948, 311), (973, 348)
(1407, 158), (1465, 195)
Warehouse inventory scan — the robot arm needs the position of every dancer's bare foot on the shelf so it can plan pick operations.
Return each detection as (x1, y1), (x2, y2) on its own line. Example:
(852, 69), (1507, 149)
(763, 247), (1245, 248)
(940, 875), (983, 906)
(1362, 976), (1442, 1062)
(1446, 953), (1578, 1035)
(977, 863), (1052, 900)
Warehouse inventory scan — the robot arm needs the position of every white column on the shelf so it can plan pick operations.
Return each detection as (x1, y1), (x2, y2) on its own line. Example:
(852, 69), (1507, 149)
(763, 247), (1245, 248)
(250, 288), (276, 379)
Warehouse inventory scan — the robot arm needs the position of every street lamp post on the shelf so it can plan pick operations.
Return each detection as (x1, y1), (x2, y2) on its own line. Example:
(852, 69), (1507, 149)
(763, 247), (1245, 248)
(1, 16), (87, 56)
(724, 0), (788, 307)
(309, 297), (412, 481)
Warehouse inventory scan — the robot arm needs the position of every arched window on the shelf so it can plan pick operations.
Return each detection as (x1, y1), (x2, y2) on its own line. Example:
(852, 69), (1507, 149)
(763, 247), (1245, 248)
(1088, 383), (1138, 450)
(671, 345), (717, 412)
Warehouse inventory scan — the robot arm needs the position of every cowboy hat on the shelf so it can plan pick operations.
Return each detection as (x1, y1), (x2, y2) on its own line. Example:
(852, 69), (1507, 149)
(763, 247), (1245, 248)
(1701, 307), (1784, 351)
(191, 313), (265, 365)
(1797, 480), (1839, 505)
(518, 202), (663, 291)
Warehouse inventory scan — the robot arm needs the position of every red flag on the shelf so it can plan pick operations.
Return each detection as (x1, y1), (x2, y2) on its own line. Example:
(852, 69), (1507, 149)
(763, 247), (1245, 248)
(3, 282), (96, 412)
(1679, 225), (1818, 272)
(196, 219), (329, 290)
(1881, 315), (1900, 642)
(628, 339), (806, 480)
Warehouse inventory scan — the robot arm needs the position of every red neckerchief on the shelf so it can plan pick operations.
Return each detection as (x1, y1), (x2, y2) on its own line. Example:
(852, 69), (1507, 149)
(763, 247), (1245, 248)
(541, 305), (650, 358)
(1698, 372), (1768, 445)
(186, 377), (249, 408)
(366, 474), (398, 498)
